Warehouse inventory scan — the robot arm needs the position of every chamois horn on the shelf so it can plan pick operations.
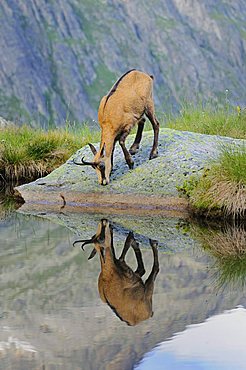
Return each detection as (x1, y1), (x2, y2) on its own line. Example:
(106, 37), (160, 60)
(73, 237), (95, 250)
(73, 157), (97, 166)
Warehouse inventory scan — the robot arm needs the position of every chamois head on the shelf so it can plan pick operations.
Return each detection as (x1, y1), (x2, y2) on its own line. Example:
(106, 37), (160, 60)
(74, 143), (109, 186)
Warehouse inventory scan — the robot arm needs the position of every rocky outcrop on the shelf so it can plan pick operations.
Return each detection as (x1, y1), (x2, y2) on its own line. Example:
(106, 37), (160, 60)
(16, 128), (246, 213)
(0, 116), (15, 128)
(0, 0), (245, 125)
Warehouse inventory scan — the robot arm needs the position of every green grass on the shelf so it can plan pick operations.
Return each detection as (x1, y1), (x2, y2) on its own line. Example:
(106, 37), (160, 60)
(170, 102), (246, 219)
(166, 103), (246, 139)
(0, 123), (100, 183)
(180, 145), (246, 219)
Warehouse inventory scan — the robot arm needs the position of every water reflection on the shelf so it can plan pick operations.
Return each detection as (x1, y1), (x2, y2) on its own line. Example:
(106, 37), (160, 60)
(74, 219), (159, 326)
(190, 221), (246, 289)
(1, 210), (246, 370)
(136, 306), (246, 370)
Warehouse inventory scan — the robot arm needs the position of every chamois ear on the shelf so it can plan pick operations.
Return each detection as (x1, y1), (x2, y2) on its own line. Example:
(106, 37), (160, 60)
(99, 143), (106, 157)
(88, 143), (97, 155)
(88, 248), (97, 260)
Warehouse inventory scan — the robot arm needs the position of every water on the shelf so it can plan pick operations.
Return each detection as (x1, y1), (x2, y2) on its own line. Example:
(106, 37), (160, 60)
(0, 206), (246, 370)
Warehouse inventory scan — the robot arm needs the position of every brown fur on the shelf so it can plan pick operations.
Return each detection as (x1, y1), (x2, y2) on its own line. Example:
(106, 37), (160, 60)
(81, 220), (159, 326)
(79, 70), (160, 185)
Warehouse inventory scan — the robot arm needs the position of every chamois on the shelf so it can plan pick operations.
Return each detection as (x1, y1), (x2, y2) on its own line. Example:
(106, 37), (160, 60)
(74, 69), (160, 185)
(73, 219), (159, 326)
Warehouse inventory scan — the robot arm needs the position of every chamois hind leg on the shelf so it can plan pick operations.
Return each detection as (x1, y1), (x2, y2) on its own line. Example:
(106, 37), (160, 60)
(129, 118), (145, 155)
(119, 131), (134, 169)
(145, 105), (160, 160)
(119, 232), (145, 277)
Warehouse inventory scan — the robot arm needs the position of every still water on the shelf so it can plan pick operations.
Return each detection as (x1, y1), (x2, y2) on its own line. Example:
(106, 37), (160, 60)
(0, 206), (246, 370)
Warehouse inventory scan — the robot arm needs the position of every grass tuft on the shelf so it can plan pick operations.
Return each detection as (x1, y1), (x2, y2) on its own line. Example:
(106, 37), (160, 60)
(180, 145), (246, 219)
(0, 123), (100, 183)
(166, 103), (246, 139)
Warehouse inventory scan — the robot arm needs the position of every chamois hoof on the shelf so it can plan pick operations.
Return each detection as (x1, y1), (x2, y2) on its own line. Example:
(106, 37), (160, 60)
(129, 145), (139, 155)
(129, 162), (134, 170)
(149, 239), (159, 248)
(149, 152), (158, 160)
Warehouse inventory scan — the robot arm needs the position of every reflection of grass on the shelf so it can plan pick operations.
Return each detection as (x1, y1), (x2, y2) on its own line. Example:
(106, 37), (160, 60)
(191, 222), (246, 289)
(0, 187), (24, 220)
(0, 124), (100, 182)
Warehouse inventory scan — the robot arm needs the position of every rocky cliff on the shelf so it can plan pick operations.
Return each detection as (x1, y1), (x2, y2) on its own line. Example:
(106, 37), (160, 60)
(0, 0), (246, 125)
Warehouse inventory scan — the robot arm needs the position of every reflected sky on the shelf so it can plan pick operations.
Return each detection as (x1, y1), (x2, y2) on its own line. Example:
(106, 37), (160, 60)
(136, 306), (246, 370)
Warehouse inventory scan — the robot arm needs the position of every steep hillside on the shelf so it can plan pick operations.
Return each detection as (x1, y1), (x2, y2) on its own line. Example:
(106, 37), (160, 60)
(0, 0), (245, 125)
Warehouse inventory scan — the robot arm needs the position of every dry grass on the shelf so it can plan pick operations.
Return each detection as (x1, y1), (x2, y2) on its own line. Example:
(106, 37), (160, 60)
(197, 225), (246, 259)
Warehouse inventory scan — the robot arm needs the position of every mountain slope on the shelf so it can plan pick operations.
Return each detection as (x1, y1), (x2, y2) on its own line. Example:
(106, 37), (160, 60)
(0, 0), (245, 125)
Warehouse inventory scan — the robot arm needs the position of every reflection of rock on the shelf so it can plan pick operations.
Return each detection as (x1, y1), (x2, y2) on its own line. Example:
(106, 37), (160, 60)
(16, 129), (245, 213)
(1, 211), (245, 369)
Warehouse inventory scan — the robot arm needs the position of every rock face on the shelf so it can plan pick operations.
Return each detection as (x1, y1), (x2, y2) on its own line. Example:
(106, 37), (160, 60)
(0, 0), (246, 125)
(0, 116), (15, 128)
(16, 128), (246, 212)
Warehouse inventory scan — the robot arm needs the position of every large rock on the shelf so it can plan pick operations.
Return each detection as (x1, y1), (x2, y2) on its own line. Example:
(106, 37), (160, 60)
(16, 128), (246, 214)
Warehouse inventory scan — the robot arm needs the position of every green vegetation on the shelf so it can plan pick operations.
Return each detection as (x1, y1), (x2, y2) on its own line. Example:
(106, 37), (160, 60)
(0, 123), (100, 183)
(166, 103), (246, 139)
(179, 145), (246, 219)
(168, 103), (246, 219)
(192, 223), (246, 289)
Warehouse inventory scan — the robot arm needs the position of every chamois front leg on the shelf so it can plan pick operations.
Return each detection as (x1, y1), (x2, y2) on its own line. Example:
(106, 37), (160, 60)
(146, 239), (159, 285)
(119, 131), (134, 169)
(129, 118), (145, 155)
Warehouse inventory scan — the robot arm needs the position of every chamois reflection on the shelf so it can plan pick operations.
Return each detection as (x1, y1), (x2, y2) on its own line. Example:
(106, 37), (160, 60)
(74, 219), (159, 326)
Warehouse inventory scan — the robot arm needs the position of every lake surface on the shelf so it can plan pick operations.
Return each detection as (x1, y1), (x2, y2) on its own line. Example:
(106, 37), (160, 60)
(1, 205), (246, 370)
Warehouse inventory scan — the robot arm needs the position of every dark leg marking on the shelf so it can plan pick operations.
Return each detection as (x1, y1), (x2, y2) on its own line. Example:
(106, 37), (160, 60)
(119, 132), (134, 169)
(145, 109), (160, 160)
